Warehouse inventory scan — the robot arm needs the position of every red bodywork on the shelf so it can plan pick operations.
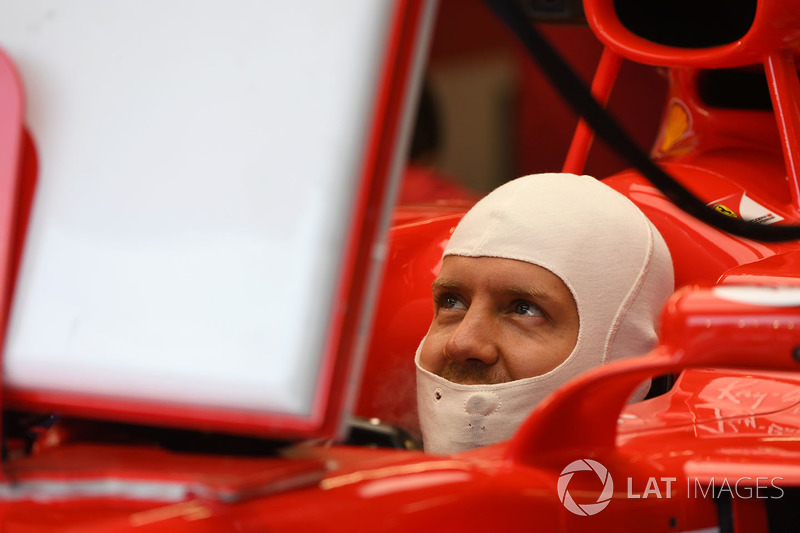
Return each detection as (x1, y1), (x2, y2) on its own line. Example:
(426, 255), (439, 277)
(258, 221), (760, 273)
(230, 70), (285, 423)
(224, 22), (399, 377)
(2, 1), (800, 531)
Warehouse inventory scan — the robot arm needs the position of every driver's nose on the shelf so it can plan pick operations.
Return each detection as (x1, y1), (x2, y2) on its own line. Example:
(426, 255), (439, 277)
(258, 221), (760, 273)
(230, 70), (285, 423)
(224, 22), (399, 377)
(444, 306), (499, 366)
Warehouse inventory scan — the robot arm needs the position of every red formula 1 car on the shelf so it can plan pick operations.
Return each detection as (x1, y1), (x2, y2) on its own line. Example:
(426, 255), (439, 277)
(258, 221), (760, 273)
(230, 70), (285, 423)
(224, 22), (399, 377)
(1, 0), (800, 531)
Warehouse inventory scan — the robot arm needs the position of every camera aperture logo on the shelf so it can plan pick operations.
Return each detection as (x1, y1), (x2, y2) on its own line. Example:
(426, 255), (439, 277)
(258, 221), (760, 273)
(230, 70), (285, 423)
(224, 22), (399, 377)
(558, 459), (614, 516)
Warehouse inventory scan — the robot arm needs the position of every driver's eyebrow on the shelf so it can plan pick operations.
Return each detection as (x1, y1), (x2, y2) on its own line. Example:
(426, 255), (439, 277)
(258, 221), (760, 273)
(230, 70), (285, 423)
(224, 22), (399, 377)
(431, 278), (462, 292)
(503, 285), (558, 305)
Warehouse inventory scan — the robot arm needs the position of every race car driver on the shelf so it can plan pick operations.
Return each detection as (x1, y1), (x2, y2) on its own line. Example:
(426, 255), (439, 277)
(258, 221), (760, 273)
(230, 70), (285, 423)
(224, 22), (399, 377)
(415, 173), (674, 454)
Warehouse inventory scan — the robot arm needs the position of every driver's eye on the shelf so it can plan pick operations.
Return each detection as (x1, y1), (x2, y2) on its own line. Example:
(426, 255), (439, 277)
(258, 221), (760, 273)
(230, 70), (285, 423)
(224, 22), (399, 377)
(513, 301), (542, 317)
(438, 294), (466, 310)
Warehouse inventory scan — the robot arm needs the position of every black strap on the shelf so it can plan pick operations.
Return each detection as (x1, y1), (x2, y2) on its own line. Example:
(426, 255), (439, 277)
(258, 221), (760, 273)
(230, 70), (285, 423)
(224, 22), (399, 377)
(483, 0), (800, 242)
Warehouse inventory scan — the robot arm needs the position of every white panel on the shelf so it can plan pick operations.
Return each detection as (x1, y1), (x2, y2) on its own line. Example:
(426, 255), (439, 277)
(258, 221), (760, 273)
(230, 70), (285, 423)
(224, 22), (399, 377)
(0, 1), (392, 416)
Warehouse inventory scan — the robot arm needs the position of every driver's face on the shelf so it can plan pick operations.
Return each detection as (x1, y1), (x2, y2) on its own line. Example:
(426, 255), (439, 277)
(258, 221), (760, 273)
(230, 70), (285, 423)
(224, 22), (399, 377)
(419, 255), (579, 384)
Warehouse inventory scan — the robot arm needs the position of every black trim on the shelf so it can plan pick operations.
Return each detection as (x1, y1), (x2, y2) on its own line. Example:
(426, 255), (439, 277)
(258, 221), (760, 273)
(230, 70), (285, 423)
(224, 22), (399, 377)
(484, 0), (800, 242)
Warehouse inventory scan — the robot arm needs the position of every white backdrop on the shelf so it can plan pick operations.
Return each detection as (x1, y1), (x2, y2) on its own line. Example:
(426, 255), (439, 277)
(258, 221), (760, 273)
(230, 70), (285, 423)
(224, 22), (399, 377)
(0, 1), (393, 417)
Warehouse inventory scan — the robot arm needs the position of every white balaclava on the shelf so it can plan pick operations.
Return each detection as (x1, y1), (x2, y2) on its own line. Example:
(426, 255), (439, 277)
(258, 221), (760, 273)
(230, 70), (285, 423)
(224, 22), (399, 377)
(416, 173), (674, 454)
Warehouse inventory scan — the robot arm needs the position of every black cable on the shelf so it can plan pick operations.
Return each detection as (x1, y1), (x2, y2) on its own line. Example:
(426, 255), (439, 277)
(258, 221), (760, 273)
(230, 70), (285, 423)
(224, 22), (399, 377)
(483, 0), (800, 242)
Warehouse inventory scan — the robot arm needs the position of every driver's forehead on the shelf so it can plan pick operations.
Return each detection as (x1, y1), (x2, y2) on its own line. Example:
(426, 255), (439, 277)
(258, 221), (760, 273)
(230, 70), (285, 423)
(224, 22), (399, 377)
(434, 255), (573, 303)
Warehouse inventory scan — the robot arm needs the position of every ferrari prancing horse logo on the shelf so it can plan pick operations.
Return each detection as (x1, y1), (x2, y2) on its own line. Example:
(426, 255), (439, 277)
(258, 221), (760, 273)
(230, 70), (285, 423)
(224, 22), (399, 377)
(713, 204), (738, 218)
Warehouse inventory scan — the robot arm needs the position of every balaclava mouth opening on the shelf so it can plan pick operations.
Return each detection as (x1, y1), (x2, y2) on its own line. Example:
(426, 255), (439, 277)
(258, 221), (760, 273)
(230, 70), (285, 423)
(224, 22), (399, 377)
(416, 173), (674, 455)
